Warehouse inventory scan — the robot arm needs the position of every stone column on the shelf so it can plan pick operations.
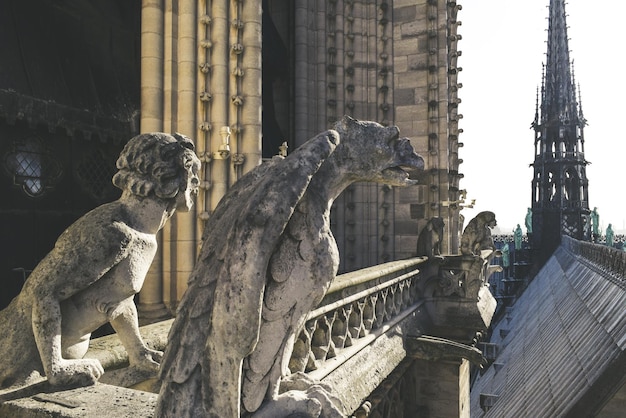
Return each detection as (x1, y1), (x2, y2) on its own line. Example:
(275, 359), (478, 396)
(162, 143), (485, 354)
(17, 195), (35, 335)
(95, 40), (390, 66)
(240, 0), (262, 173)
(166, 0), (198, 309)
(141, 0), (164, 133)
(209, 0), (231, 210)
(160, 0), (175, 312)
(139, 0), (170, 322)
(409, 358), (471, 418)
(293, 0), (310, 146)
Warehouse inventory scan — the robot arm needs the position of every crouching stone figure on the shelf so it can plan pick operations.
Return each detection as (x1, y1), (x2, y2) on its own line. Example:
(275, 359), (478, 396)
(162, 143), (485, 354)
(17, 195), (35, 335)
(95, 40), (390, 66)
(0, 132), (200, 389)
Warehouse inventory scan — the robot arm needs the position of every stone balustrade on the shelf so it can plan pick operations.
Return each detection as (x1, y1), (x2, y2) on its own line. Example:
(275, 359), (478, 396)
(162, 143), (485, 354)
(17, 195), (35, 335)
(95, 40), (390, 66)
(563, 235), (626, 288)
(289, 258), (426, 376)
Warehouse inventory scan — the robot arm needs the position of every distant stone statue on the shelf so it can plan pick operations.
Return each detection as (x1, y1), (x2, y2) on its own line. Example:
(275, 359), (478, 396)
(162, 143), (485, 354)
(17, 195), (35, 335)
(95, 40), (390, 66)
(514, 224), (523, 250)
(278, 141), (288, 157)
(525, 208), (532, 234)
(501, 241), (510, 269)
(460, 211), (497, 256)
(0, 133), (200, 389)
(591, 207), (600, 236)
(606, 223), (614, 247)
(156, 117), (425, 418)
(416, 217), (445, 257)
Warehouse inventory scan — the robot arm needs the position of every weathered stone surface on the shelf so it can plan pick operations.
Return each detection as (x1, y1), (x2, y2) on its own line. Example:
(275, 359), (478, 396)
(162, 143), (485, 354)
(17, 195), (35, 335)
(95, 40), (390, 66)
(0, 383), (157, 418)
(0, 133), (200, 390)
(156, 117), (425, 418)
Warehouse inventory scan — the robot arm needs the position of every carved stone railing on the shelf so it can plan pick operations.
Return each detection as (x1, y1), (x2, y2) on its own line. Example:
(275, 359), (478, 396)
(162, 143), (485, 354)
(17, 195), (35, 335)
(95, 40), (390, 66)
(288, 258), (427, 377)
(562, 235), (626, 288)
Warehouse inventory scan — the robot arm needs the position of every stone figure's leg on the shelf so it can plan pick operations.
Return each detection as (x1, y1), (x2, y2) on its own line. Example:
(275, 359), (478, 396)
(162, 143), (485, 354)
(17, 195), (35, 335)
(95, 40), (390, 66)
(110, 297), (162, 372)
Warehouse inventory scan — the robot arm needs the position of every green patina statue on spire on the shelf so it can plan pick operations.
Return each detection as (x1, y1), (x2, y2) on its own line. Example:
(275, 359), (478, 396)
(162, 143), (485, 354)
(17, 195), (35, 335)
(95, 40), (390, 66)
(514, 224), (523, 250)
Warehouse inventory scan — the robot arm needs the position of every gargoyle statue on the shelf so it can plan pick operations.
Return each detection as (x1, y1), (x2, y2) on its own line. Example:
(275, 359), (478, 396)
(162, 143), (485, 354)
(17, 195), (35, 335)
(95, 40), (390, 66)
(416, 217), (445, 257)
(460, 211), (497, 256)
(156, 116), (425, 418)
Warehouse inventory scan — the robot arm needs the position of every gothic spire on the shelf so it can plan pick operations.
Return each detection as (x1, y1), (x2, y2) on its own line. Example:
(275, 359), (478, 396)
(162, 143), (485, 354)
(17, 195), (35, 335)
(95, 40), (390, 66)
(541, 0), (579, 127)
(530, 0), (592, 264)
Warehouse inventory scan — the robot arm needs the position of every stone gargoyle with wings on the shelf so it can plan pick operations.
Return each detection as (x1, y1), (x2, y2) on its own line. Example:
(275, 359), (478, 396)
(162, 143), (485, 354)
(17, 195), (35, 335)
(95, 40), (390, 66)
(156, 116), (425, 418)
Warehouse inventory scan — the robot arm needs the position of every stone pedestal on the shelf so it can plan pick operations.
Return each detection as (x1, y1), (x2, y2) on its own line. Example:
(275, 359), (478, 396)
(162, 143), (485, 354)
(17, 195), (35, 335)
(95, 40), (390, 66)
(420, 253), (498, 343)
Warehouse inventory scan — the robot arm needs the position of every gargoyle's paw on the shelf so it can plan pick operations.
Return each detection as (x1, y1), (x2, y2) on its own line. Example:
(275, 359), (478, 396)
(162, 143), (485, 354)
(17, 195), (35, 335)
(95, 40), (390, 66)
(131, 348), (163, 373)
(251, 390), (322, 418)
(280, 371), (331, 393)
(279, 373), (345, 417)
(304, 385), (346, 418)
(48, 358), (104, 387)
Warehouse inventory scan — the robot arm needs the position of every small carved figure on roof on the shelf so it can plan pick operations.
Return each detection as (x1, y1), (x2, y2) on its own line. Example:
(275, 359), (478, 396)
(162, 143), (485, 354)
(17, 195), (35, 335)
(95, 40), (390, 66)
(460, 211), (497, 256)
(525, 208), (533, 234)
(416, 217), (445, 257)
(591, 207), (600, 236)
(606, 223), (614, 248)
(278, 141), (288, 157)
(501, 241), (510, 269)
(0, 132), (200, 389)
(514, 224), (523, 250)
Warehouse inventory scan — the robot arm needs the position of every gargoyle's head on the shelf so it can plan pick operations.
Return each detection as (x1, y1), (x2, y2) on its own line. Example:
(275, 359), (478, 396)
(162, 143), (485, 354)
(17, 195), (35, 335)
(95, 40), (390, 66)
(479, 211), (497, 229)
(332, 116), (424, 186)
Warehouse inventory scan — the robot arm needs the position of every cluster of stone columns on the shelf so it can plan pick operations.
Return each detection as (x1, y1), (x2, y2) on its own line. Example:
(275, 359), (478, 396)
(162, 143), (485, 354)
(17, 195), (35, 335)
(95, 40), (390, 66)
(138, 0), (262, 319)
(136, 0), (467, 315)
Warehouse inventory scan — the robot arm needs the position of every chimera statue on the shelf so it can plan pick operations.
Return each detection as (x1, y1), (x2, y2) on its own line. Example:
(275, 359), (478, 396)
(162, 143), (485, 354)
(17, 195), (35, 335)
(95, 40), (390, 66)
(0, 133), (200, 389)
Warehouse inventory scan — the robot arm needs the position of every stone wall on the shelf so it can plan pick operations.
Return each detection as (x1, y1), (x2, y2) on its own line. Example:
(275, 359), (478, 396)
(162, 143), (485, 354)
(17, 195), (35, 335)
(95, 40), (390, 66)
(392, 0), (464, 256)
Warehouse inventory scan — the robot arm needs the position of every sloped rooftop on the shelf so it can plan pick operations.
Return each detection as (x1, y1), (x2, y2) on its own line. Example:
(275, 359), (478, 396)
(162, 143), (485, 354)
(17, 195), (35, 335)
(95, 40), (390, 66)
(471, 239), (626, 417)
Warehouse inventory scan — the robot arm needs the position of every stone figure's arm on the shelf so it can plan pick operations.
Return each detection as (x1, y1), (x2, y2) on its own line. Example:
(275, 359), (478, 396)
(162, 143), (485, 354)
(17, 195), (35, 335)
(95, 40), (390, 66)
(29, 223), (132, 386)
(109, 297), (162, 372)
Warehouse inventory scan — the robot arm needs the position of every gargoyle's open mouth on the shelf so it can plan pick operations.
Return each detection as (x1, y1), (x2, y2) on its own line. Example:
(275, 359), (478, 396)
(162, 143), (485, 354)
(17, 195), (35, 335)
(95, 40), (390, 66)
(380, 138), (425, 186)
(382, 166), (411, 179)
(381, 166), (418, 186)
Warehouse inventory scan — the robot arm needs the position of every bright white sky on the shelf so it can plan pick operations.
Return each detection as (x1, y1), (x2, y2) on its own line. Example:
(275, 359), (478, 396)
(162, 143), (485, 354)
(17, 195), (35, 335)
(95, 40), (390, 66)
(458, 1), (626, 234)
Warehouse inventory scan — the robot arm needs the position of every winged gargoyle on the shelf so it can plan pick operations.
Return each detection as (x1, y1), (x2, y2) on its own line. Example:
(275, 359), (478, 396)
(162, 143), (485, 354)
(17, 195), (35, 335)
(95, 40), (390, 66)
(155, 116), (425, 417)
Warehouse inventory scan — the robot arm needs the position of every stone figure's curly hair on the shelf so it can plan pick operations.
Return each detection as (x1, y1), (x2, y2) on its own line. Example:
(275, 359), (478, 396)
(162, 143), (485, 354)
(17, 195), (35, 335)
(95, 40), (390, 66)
(113, 132), (200, 199)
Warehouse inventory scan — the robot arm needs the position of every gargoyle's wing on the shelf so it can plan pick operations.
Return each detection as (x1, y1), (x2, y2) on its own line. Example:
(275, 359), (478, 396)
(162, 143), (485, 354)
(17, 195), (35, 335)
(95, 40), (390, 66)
(156, 130), (339, 417)
(240, 201), (340, 412)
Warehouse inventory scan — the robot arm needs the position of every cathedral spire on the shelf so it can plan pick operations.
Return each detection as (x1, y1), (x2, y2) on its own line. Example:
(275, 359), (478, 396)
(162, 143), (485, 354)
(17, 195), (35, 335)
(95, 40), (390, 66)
(531, 0), (591, 264)
(542, 0), (579, 126)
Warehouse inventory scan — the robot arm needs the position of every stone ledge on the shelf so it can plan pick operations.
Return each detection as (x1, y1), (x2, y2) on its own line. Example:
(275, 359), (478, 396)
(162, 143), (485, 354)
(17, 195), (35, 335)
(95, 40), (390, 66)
(314, 305), (428, 413)
(86, 319), (173, 371)
(0, 307), (427, 417)
(0, 382), (156, 418)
